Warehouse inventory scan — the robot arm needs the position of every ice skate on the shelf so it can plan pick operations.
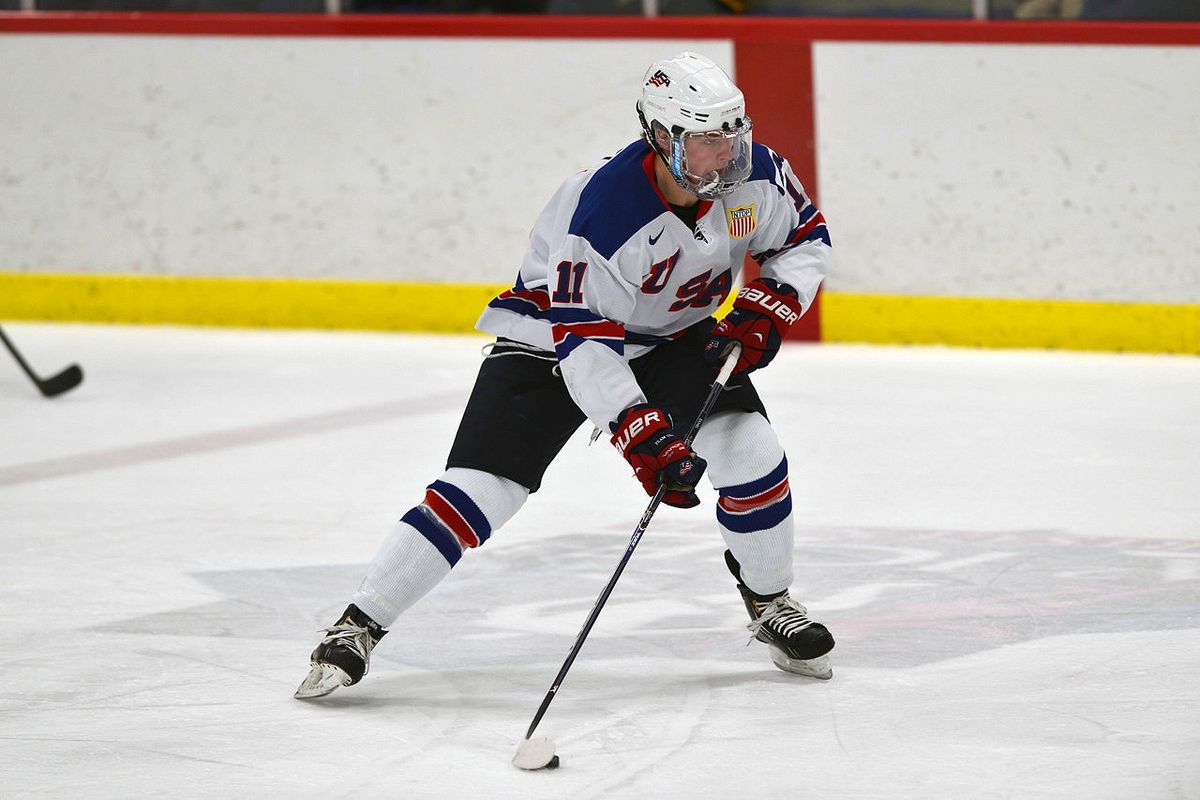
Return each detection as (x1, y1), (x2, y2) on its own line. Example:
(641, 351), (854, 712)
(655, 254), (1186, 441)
(294, 604), (388, 699)
(725, 550), (835, 680)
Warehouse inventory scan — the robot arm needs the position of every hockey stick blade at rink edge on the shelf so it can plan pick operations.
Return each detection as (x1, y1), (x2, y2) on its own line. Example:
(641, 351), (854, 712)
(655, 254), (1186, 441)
(0, 324), (84, 399)
(512, 344), (742, 772)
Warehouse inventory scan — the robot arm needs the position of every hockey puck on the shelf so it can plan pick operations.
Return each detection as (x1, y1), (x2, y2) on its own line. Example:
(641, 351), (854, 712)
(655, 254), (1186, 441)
(546, 755), (560, 770)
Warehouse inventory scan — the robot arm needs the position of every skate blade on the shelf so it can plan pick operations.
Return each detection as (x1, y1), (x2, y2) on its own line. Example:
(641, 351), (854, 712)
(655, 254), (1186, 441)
(770, 650), (833, 680)
(294, 663), (352, 699)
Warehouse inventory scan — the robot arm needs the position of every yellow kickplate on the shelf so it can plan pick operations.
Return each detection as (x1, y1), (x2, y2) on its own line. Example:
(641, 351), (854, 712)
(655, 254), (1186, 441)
(821, 292), (1200, 355)
(0, 272), (506, 334)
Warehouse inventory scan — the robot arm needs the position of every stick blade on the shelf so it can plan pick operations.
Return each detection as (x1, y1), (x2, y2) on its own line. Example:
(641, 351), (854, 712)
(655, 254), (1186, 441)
(512, 736), (559, 771)
(38, 364), (83, 398)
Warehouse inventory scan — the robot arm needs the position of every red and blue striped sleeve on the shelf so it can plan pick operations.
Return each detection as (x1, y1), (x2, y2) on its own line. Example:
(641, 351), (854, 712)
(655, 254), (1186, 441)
(550, 307), (625, 360)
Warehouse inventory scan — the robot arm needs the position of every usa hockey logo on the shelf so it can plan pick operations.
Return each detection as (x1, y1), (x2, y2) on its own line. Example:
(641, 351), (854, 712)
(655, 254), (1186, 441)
(724, 205), (753, 236)
(647, 69), (671, 88)
(726, 205), (756, 238)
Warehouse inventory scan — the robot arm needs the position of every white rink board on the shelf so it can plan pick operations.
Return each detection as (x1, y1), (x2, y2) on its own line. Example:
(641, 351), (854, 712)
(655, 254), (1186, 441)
(4, 34), (1200, 306)
(0, 35), (731, 282)
(814, 42), (1200, 302)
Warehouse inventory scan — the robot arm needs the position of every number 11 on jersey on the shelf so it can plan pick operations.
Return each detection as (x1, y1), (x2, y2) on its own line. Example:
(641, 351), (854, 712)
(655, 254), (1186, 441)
(552, 260), (587, 304)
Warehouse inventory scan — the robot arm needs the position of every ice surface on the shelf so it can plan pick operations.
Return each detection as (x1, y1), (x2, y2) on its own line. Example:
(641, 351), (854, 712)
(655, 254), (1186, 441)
(1, 323), (1197, 799)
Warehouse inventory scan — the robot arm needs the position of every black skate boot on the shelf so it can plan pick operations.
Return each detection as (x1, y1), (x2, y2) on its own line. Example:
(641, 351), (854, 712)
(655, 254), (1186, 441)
(294, 604), (388, 699)
(725, 550), (835, 680)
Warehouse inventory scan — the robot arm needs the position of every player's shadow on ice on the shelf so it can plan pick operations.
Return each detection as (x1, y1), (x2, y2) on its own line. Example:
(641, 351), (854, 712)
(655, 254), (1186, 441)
(298, 661), (813, 715)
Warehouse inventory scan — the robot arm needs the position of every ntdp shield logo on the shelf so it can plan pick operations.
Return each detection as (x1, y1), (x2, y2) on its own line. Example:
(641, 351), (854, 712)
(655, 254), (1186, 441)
(727, 205), (756, 238)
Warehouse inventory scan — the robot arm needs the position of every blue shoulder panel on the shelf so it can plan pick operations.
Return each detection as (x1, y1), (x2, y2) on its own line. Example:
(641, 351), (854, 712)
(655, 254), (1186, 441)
(568, 140), (666, 261)
(748, 142), (785, 195)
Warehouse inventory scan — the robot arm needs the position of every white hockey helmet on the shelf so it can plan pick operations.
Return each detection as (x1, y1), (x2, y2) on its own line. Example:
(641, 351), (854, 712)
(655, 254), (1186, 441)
(636, 52), (754, 199)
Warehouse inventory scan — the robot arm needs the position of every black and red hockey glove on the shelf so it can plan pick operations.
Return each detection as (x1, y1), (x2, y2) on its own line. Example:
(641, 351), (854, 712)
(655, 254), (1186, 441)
(704, 278), (804, 375)
(610, 404), (707, 509)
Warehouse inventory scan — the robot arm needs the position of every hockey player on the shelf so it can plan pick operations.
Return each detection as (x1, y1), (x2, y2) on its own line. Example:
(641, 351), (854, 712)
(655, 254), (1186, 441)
(295, 51), (835, 699)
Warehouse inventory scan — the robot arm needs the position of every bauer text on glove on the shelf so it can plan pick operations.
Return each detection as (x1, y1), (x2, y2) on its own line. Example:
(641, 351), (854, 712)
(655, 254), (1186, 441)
(704, 278), (804, 375)
(610, 404), (707, 509)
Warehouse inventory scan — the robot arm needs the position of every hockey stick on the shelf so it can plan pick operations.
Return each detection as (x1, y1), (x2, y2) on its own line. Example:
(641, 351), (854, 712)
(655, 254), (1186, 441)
(0, 324), (84, 398)
(512, 343), (742, 771)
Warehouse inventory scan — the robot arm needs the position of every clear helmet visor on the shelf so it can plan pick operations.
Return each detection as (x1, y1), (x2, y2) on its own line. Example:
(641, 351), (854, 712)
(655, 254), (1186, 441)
(668, 118), (753, 199)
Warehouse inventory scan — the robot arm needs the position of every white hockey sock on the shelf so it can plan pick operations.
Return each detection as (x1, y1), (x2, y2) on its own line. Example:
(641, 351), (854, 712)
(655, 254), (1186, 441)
(353, 519), (451, 628)
(352, 468), (528, 627)
(696, 411), (794, 596)
(715, 457), (794, 596)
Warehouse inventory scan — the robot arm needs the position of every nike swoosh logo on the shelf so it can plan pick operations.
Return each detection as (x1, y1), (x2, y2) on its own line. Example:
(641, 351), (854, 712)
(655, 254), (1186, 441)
(649, 227), (664, 246)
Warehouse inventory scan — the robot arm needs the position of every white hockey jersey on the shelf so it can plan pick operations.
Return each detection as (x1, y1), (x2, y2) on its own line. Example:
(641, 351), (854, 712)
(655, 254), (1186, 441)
(476, 139), (831, 432)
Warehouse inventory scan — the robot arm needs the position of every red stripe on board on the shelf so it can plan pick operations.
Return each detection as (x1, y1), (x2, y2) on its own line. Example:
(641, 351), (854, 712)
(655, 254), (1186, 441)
(736, 36), (821, 342)
(1, 14), (1197, 45)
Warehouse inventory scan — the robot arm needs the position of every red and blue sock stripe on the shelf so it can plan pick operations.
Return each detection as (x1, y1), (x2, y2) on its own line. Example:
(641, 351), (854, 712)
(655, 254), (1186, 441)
(716, 457), (792, 533)
(401, 479), (492, 566)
